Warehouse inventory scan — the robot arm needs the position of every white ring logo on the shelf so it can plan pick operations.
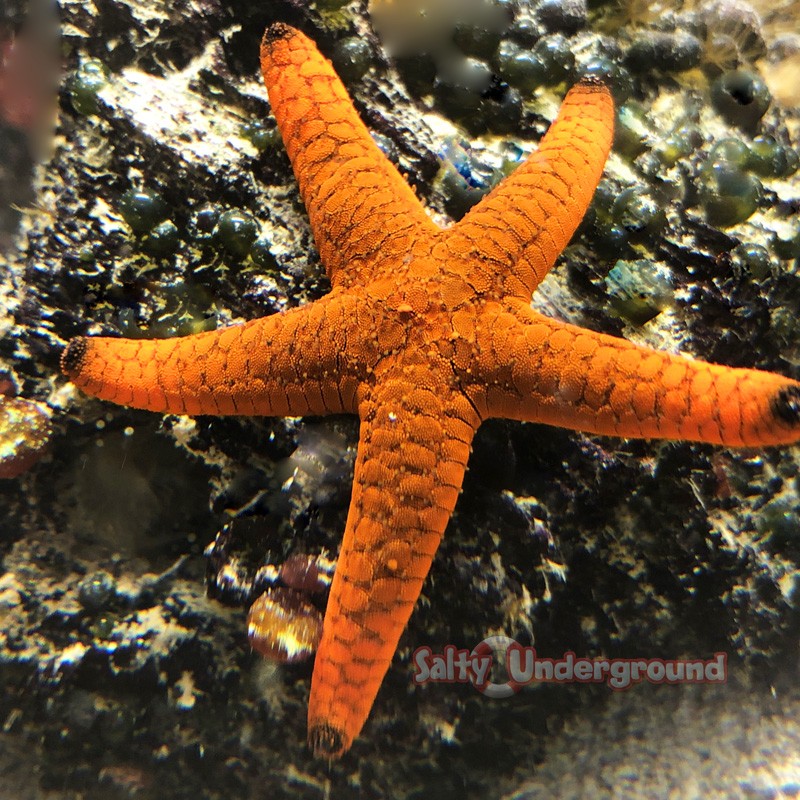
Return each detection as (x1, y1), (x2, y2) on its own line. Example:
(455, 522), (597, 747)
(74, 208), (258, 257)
(470, 635), (525, 699)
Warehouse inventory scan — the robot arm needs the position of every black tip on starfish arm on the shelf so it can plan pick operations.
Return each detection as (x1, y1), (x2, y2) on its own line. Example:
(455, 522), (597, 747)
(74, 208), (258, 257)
(309, 723), (346, 759)
(262, 22), (294, 46)
(771, 385), (800, 428)
(576, 75), (609, 93)
(61, 337), (89, 378)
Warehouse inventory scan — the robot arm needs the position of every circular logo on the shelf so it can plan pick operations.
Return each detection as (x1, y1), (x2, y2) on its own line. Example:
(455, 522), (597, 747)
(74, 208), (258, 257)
(470, 635), (525, 699)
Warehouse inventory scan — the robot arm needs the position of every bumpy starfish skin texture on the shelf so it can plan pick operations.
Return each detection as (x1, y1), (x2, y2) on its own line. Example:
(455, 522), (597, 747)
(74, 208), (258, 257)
(61, 23), (800, 758)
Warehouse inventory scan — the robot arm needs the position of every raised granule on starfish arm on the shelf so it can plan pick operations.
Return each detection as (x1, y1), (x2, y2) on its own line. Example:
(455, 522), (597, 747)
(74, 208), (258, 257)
(61, 22), (800, 759)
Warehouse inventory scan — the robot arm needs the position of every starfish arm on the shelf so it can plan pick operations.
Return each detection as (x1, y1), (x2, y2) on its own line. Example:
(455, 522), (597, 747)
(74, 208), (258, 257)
(260, 24), (436, 288)
(447, 79), (614, 300)
(60, 294), (361, 417)
(307, 378), (479, 758)
(472, 303), (800, 447)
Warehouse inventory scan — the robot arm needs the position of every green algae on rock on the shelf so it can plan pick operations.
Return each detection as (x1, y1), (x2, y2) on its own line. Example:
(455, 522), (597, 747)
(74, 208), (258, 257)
(332, 36), (374, 84)
(141, 219), (181, 258)
(117, 188), (169, 234)
(187, 203), (223, 243)
(611, 186), (667, 244)
(77, 570), (116, 613)
(710, 68), (771, 130)
(624, 31), (702, 75)
(67, 58), (109, 117)
(216, 208), (259, 259)
(494, 34), (575, 92)
(240, 119), (282, 153)
(701, 153), (763, 227)
(731, 242), (772, 281)
(435, 137), (504, 220)
(747, 135), (800, 179)
(249, 236), (281, 273)
(605, 259), (674, 325)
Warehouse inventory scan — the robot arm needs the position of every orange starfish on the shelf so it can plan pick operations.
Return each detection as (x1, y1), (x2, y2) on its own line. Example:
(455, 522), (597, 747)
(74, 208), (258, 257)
(61, 23), (800, 758)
